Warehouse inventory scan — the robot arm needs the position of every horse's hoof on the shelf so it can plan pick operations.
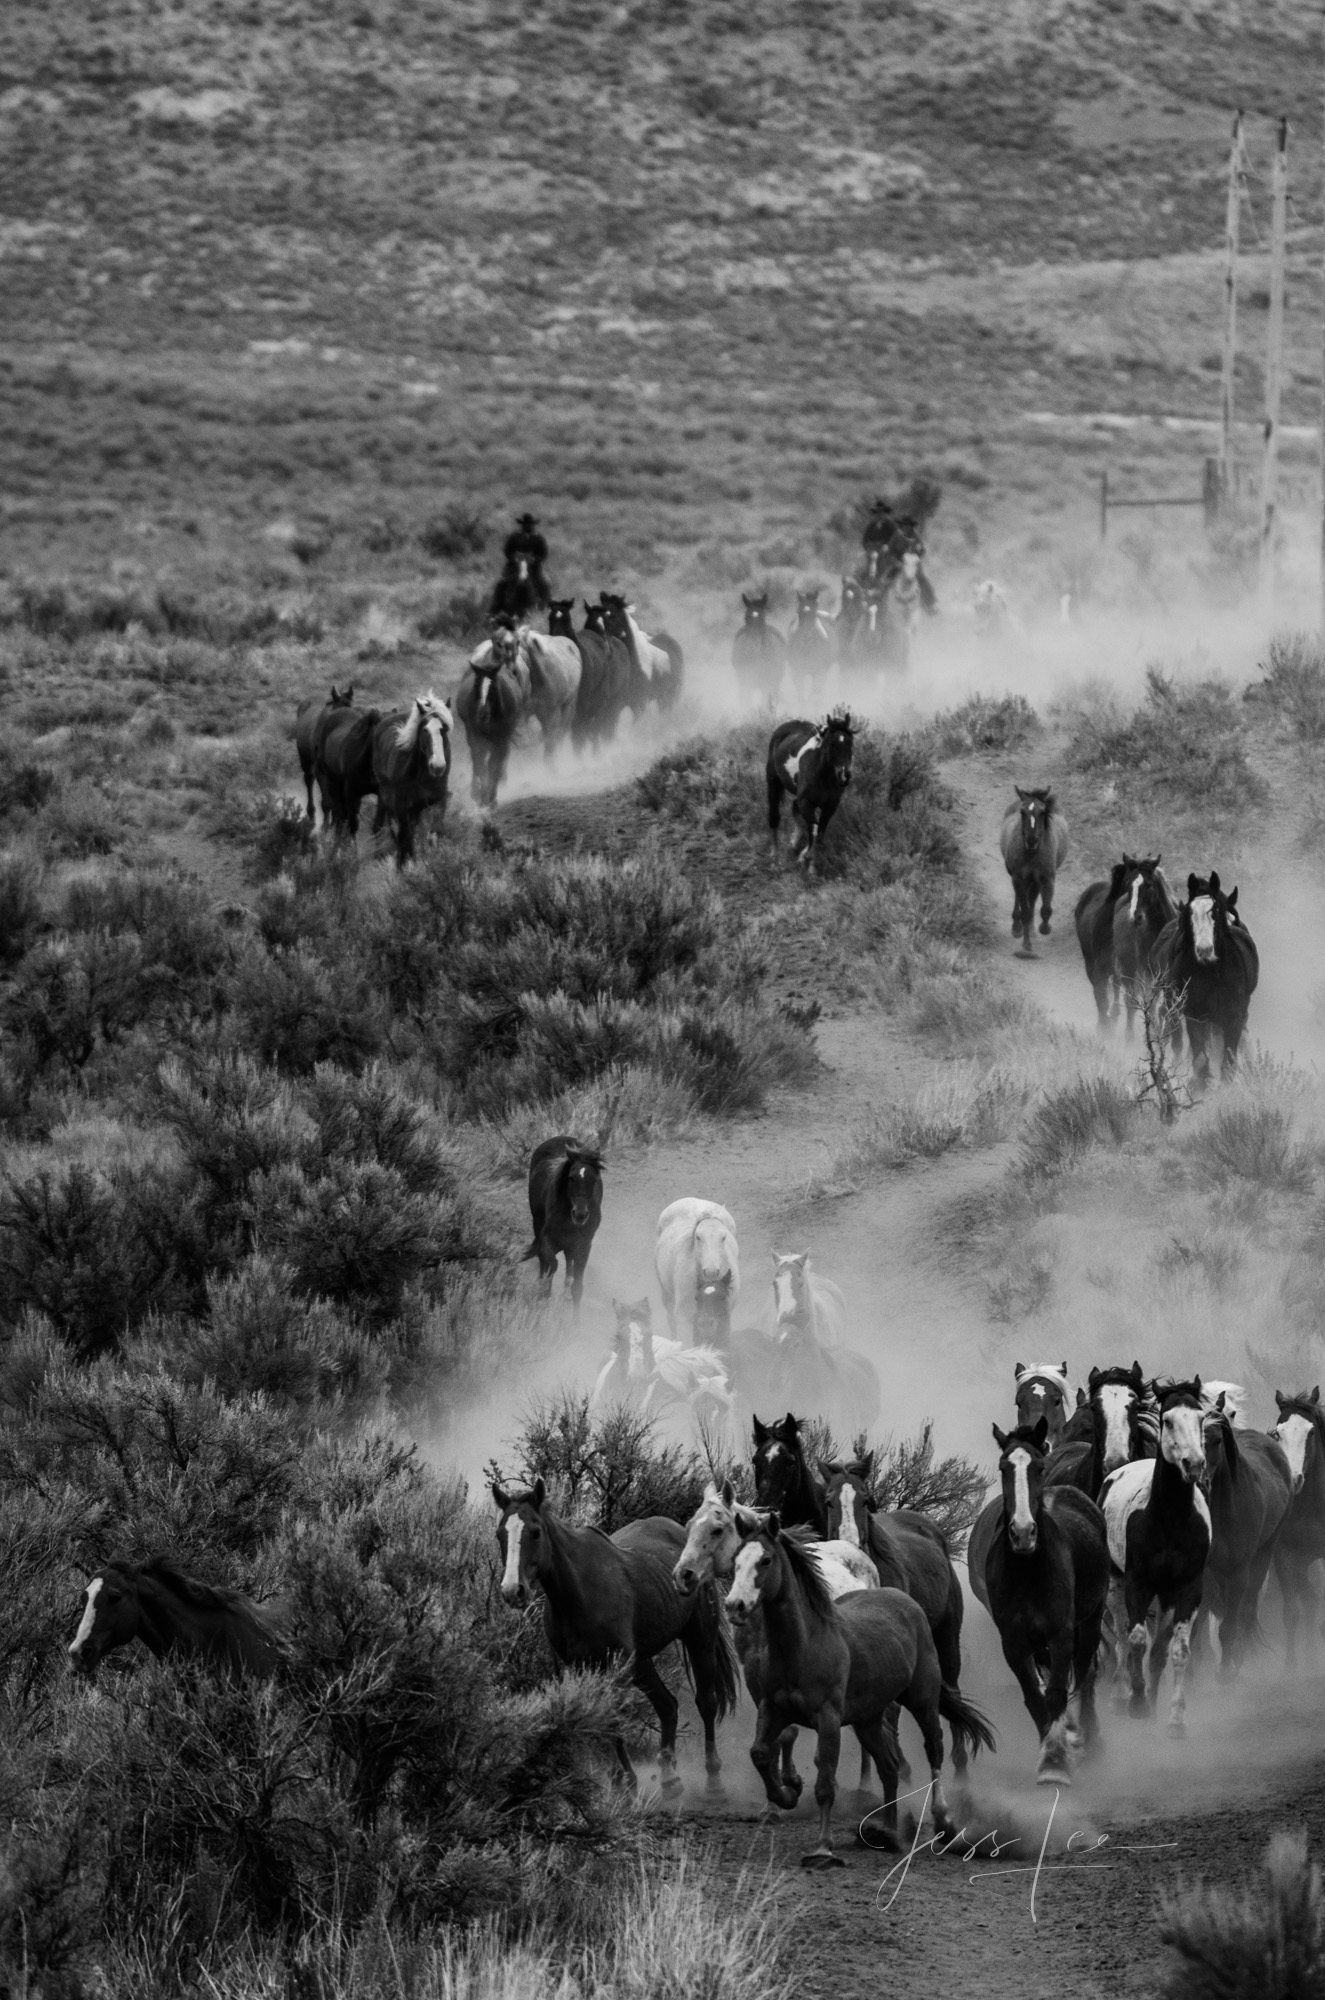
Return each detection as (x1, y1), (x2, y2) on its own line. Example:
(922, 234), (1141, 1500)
(1039, 922), (1052, 935)
(1127, 1696), (1149, 1719)
(1166, 1719), (1187, 1740)
(1036, 1763), (1071, 1787)
(898, 1758), (912, 1783)
(659, 1774), (683, 1798)
(801, 1848), (847, 1871)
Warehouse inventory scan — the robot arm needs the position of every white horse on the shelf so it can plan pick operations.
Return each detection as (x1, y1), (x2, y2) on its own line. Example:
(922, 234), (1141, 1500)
(592, 1299), (733, 1429)
(770, 1251), (847, 1351)
(1200, 1379), (1247, 1428)
(655, 1198), (739, 1340)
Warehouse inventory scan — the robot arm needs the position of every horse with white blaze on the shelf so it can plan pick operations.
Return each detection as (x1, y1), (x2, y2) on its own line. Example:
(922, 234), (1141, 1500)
(766, 709), (856, 874)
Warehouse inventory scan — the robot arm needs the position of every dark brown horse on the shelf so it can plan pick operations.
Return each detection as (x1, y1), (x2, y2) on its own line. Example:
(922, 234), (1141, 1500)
(493, 1479), (739, 1792)
(787, 589), (834, 695)
(1111, 856), (1177, 1035)
(1013, 1362), (1074, 1447)
(549, 600), (631, 748)
(1000, 787), (1069, 955)
(731, 593), (786, 702)
(313, 699), (382, 837)
(1043, 1364), (1158, 1501)
(1155, 872), (1259, 1083)
(977, 1421), (1110, 1782)
(522, 1136), (603, 1307)
(369, 693), (452, 865)
(296, 684), (353, 822)
(68, 1556), (286, 1677)
(1199, 1399), (1291, 1677)
(726, 1515), (993, 1865)
(454, 634), (532, 808)
(599, 594), (683, 711)
(1271, 1388), (1325, 1666)
(1073, 861), (1127, 1027)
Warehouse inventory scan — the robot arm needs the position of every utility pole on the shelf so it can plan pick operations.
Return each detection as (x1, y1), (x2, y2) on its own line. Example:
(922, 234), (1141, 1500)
(1260, 116), (1288, 622)
(1219, 110), (1244, 503)
(1320, 12), (1325, 634)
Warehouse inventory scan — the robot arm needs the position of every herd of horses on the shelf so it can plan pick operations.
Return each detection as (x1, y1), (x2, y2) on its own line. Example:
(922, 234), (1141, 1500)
(732, 568), (923, 699)
(68, 1353), (1324, 1871)
(998, 786), (1259, 1081)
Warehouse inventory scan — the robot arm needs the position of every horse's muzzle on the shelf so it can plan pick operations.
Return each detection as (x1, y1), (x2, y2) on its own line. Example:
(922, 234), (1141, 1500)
(673, 1563), (698, 1596)
(569, 1202), (591, 1228)
(500, 1580), (528, 1609)
(1008, 1524), (1038, 1554)
(1293, 1471), (1305, 1495)
(835, 767), (851, 786)
(1194, 946), (1216, 965)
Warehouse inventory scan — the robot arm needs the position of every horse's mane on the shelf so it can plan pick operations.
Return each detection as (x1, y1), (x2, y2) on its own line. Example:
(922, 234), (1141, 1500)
(1203, 1408), (1241, 1476)
(560, 1144), (604, 1176)
(998, 1421), (1051, 1460)
(774, 1524), (837, 1620)
(393, 692), (451, 753)
(138, 1554), (252, 1616)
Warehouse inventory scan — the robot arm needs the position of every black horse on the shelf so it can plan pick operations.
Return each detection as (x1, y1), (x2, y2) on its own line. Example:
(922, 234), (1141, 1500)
(296, 684), (353, 822)
(1044, 1364), (1158, 1501)
(1271, 1388), (1325, 1666)
(1199, 1397), (1291, 1677)
(1155, 871), (1259, 1083)
(68, 1556), (286, 1677)
(978, 1421), (1110, 1782)
(523, 1136), (604, 1306)
(1073, 861), (1128, 1027)
(1112, 857), (1177, 1036)
(1101, 1380), (1211, 1734)
(550, 599), (631, 748)
(599, 593), (684, 711)
(766, 711), (855, 875)
(731, 593), (786, 702)
(369, 693), (452, 866)
(313, 699), (382, 838)
(751, 1412), (829, 1535)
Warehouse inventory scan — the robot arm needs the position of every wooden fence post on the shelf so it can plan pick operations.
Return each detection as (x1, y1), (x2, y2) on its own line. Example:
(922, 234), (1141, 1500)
(1259, 116), (1288, 622)
(1219, 109), (1244, 504)
(1099, 469), (1108, 542)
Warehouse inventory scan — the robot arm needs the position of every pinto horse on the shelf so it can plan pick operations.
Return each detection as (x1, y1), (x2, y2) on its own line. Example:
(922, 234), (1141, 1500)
(369, 693), (452, 865)
(1271, 1388), (1325, 1665)
(1074, 862), (1127, 1027)
(455, 631), (531, 807)
(1100, 1381), (1212, 1735)
(1000, 788), (1069, 955)
(787, 589), (835, 695)
(493, 1478), (740, 1792)
(296, 684), (353, 822)
(68, 1556), (286, 1677)
(523, 1136), (603, 1307)
(1155, 871), (1259, 1083)
(1112, 857), (1177, 1036)
(978, 1421), (1110, 1782)
(726, 1515), (994, 1865)
(1043, 1364), (1158, 1501)
(766, 710), (856, 875)
(732, 593), (786, 703)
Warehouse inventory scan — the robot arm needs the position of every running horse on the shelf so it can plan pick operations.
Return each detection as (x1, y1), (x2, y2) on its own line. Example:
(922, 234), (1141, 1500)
(68, 1556), (286, 1677)
(493, 1478), (740, 1792)
(765, 1256), (880, 1435)
(1198, 1392), (1291, 1677)
(296, 684), (354, 823)
(369, 692), (452, 865)
(1000, 788), (1069, 955)
(522, 1136), (603, 1308)
(976, 1421), (1110, 1782)
(731, 593), (786, 703)
(455, 625), (532, 807)
(1013, 1362), (1074, 1448)
(592, 1298), (733, 1430)
(1074, 861), (1128, 1028)
(1042, 1364), (1159, 1501)
(726, 1513), (994, 1865)
(766, 711), (857, 876)
(312, 695), (382, 838)
(1154, 871), (1259, 1084)
(787, 588), (835, 696)
(1271, 1388), (1325, 1666)
(1112, 857), (1178, 1037)
(599, 594), (684, 711)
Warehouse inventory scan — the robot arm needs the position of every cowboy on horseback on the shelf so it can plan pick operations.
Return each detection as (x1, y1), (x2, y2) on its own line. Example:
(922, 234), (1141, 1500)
(860, 499), (937, 614)
(492, 511), (551, 614)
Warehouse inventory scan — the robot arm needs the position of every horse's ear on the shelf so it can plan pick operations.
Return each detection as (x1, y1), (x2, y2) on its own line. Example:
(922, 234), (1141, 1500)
(532, 1475), (546, 1507)
(1214, 1392), (1226, 1412)
(1154, 854), (1161, 867)
(1187, 873), (1200, 898)
(1209, 871), (1221, 894)
(784, 1412), (798, 1432)
(1032, 1416), (1049, 1449)
(1122, 853), (1134, 869)
(752, 1416), (769, 1443)
(1227, 886), (1238, 909)
(992, 1423), (1009, 1451)
(1061, 1361), (1068, 1376)
(1275, 1390), (1287, 1409)
(1076, 1386), (1088, 1407)
(492, 1481), (510, 1509)
(1088, 1367), (1101, 1391)
(857, 1449), (875, 1480)
(1014, 1360), (1026, 1377)
(1131, 1361), (1144, 1384)
(766, 1510), (782, 1539)
(1193, 1374), (1202, 1394)
(721, 1477), (735, 1505)
(1313, 1387), (1321, 1404)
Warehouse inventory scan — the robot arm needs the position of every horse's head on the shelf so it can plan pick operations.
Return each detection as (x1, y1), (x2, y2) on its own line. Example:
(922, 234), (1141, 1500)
(1013, 1361), (1070, 1444)
(1087, 1361), (1148, 1475)
(819, 1453), (873, 1550)
(1184, 871), (1238, 965)
(328, 683), (354, 708)
(673, 1477), (740, 1594)
(396, 692), (452, 775)
(795, 588), (821, 625)
(561, 1146), (603, 1228)
(612, 1296), (652, 1374)
(741, 592), (769, 631)
(992, 1420), (1051, 1554)
(548, 598), (575, 636)
(822, 708), (855, 787)
(752, 1412), (804, 1511)
(68, 1564), (139, 1676)
(599, 592), (629, 640)
(693, 1272), (733, 1342)
(1272, 1387), (1322, 1495)
(725, 1509), (783, 1621)
(492, 1477), (548, 1608)
(1014, 788), (1054, 856)
(771, 1251), (809, 1330)
(1122, 855), (1167, 930)
(583, 598), (608, 634)
(1153, 1379), (1208, 1486)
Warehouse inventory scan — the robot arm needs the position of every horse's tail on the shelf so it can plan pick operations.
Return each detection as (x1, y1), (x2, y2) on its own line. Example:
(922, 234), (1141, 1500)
(694, 1581), (742, 1721)
(520, 1238), (541, 1264)
(938, 1681), (996, 1760)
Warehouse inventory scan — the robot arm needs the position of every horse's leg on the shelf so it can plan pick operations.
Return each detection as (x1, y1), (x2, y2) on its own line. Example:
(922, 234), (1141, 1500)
(1001, 1633), (1050, 1739)
(1277, 1545), (1302, 1669)
(632, 1653), (682, 1795)
(751, 1699), (801, 1811)
(801, 1706), (845, 1867)
(1039, 867), (1055, 935)
(1187, 1018), (1210, 1091)
(853, 1718), (902, 1852)
(1216, 1572), (1247, 1681)
(1222, 1009), (1248, 1076)
(682, 1619), (725, 1784)
(777, 1725), (802, 1799)
(1125, 1576), (1154, 1717)
(932, 1601), (967, 1780)
(1074, 1607), (1104, 1760)
(1035, 1629), (1076, 1783)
